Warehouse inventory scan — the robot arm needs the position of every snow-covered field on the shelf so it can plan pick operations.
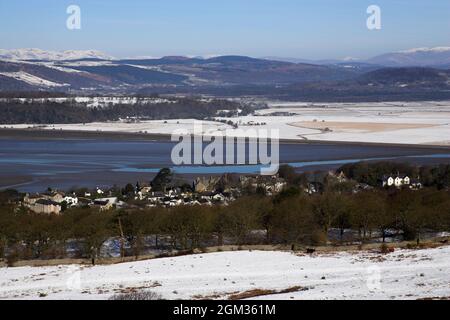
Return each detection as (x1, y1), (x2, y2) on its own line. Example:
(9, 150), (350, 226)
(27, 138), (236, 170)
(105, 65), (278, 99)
(6, 119), (229, 136)
(5, 101), (450, 145)
(230, 101), (450, 145)
(1, 246), (449, 300)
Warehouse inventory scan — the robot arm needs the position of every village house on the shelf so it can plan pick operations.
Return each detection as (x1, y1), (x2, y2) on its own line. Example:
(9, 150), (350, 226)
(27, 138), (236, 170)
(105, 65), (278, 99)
(63, 194), (79, 207)
(193, 174), (242, 195)
(23, 192), (65, 214)
(326, 171), (348, 183)
(135, 184), (153, 200)
(212, 193), (226, 202)
(92, 197), (118, 211)
(239, 175), (286, 195)
(194, 176), (221, 193)
(382, 174), (411, 188)
(31, 199), (62, 215)
(264, 181), (286, 196)
(41, 191), (64, 203)
(23, 193), (43, 207)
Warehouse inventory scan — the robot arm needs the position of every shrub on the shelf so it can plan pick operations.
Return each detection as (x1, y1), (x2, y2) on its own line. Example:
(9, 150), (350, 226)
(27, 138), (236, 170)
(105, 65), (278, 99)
(109, 291), (162, 301)
(5, 250), (19, 267)
(380, 243), (395, 254)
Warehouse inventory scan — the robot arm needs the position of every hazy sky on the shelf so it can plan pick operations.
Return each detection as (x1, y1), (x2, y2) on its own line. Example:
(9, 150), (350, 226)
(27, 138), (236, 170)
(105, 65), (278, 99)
(0, 0), (449, 59)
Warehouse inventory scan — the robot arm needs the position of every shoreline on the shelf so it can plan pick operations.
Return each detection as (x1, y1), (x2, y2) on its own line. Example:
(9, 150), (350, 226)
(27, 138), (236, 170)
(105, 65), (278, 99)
(2, 128), (450, 192)
(2, 128), (450, 150)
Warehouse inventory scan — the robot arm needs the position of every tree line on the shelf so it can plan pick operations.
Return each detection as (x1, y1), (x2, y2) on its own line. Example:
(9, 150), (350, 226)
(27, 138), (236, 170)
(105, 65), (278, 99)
(0, 98), (245, 124)
(1, 185), (449, 265)
(339, 161), (450, 189)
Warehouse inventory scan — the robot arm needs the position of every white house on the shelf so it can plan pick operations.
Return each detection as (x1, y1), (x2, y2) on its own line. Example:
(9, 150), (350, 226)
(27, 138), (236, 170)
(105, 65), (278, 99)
(63, 195), (78, 207)
(383, 176), (395, 187)
(212, 193), (226, 202)
(394, 177), (403, 187)
(382, 174), (411, 188)
(403, 176), (411, 185)
(92, 197), (118, 211)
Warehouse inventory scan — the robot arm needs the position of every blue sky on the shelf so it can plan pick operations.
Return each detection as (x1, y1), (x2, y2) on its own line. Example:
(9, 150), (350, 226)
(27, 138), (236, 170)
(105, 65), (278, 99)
(0, 0), (448, 59)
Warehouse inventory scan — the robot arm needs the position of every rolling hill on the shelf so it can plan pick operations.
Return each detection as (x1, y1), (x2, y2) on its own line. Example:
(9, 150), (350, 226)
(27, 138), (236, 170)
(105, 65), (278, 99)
(0, 49), (449, 102)
(367, 47), (450, 67)
(0, 55), (362, 91)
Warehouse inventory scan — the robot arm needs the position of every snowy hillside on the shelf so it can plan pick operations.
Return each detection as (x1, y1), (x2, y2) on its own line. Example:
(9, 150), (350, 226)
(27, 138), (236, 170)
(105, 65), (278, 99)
(368, 47), (450, 67)
(0, 49), (113, 61)
(1, 246), (449, 300)
(0, 47), (449, 93)
(0, 72), (70, 88)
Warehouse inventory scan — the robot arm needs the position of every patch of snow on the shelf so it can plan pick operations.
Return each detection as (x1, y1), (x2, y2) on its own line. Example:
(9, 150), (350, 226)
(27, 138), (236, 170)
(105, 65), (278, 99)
(0, 71), (69, 87)
(57, 61), (116, 67)
(0, 96), (174, 108)
(0, 48), (113, 61)
(399, 47), (450, 54)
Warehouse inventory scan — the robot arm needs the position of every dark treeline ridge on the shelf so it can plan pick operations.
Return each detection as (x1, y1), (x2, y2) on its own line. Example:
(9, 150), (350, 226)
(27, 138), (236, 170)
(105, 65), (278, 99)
(1, 162), (450, 264)
(0, 91), (72, 99)
(137, 84), (450, 102)
(0, 97), (245, 124)
(339, 161), (450, 189)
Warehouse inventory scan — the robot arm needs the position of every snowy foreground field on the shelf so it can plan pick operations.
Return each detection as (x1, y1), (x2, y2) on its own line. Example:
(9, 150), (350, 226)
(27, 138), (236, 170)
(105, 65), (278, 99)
(7, 101), (450, 145)
(1, 246), (449, 300)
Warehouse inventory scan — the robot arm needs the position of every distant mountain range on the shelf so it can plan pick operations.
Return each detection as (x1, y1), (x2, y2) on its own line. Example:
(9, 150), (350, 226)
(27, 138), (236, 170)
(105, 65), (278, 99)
(365, 47), (450, 68)
(0, 49), (113, 61)
(0, 55), (363, 91)
(0, 47), (449, 101)
(266, 47), (450, 68)
(1, 46), (449, 67)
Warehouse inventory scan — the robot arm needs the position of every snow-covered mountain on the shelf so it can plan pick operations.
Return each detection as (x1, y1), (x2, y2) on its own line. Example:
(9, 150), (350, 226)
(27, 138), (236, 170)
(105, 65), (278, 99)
(2, 47), (449, 66)
(0, 48), (113, 61)
(367, 47), (450, 67)
(0, 47), (449, 94)
(263, 47), (450, 68)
